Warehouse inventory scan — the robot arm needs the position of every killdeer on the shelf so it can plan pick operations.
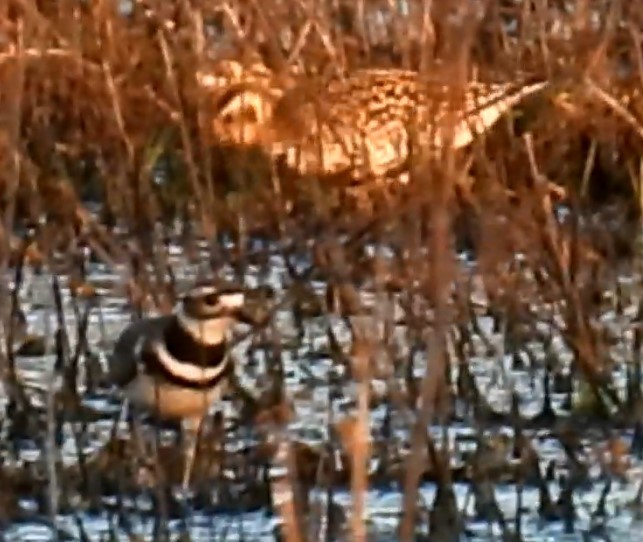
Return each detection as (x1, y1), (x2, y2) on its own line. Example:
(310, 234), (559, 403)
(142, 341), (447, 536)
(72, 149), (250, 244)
(109, 282), (260, 489)
(204, 68), (549, 183)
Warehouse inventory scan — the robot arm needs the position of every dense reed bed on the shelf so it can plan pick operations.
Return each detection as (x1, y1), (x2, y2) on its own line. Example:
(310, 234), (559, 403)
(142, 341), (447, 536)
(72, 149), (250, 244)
(2, 0), (643, 540)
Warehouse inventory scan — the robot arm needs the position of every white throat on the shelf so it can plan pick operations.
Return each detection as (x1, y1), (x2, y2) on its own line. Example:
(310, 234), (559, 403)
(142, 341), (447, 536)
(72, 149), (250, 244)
(176, 307), (231, 345)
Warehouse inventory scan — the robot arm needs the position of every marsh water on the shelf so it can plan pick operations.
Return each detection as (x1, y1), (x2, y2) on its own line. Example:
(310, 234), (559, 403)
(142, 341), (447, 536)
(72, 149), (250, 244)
(1, 210), (642, 542)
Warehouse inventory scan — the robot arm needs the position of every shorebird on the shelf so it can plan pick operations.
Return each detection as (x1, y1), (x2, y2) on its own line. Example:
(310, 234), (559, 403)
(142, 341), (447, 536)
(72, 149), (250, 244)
(203, 68), (549, 183)
(108, 282), (260, 489)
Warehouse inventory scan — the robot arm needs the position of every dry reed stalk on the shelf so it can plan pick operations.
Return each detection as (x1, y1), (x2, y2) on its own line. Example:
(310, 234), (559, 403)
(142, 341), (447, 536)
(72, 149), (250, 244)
(217, 3), (246, 39)
(523, 133), (620, 408)
(417, 0), (436, 72)
(190, 6), (219, 234)
(91, 4), (134, 164)
(585, 77), (643, 142)
(0, 234), (31, 416)
(285, 18), (314, 67)
(398, 158), (457, 539)
(0, 46), (100, 67)
(248, 0), (290, 72)
(0, 16), (24, 379)
(627, 23), (643, 79)
(156, 25), (215, 238)
(44, 284), (63, 532)
(272, 441), (306, 542)
(336, 331), (374, 542)
(257, 401), (306, 542)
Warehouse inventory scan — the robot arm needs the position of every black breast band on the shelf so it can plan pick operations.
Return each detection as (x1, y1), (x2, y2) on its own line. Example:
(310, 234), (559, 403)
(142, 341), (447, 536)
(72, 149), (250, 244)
(137, 318), (232, 389)
(140, 346), (231, 389)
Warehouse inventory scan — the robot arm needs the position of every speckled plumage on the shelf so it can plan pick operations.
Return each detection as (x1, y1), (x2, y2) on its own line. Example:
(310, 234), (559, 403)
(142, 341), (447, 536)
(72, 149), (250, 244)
(197, 57), (281, 94)
(208, 68), (548, 182)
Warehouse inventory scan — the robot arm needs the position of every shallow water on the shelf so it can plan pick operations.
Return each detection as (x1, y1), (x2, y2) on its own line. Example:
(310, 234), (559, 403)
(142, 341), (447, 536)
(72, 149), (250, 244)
(1, 225), (642, 542)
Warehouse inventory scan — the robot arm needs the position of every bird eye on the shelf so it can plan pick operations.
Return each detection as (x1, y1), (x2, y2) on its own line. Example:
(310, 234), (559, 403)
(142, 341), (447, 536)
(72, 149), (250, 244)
(203, 293), (219, 306)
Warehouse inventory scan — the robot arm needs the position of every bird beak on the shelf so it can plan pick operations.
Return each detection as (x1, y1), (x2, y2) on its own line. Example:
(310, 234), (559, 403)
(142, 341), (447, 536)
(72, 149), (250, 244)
(236, 285), (274, 326)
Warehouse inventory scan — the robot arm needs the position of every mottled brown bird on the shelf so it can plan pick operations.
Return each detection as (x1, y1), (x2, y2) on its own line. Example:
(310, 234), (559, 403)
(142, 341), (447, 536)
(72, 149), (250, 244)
(203, 68), (548, 183)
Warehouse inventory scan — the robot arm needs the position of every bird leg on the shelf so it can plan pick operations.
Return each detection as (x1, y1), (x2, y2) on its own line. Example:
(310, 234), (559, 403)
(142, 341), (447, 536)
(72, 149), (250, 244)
(181, 416), (204, 490)
(128, 406), (151, 460)
(116, 400), (146, 453)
